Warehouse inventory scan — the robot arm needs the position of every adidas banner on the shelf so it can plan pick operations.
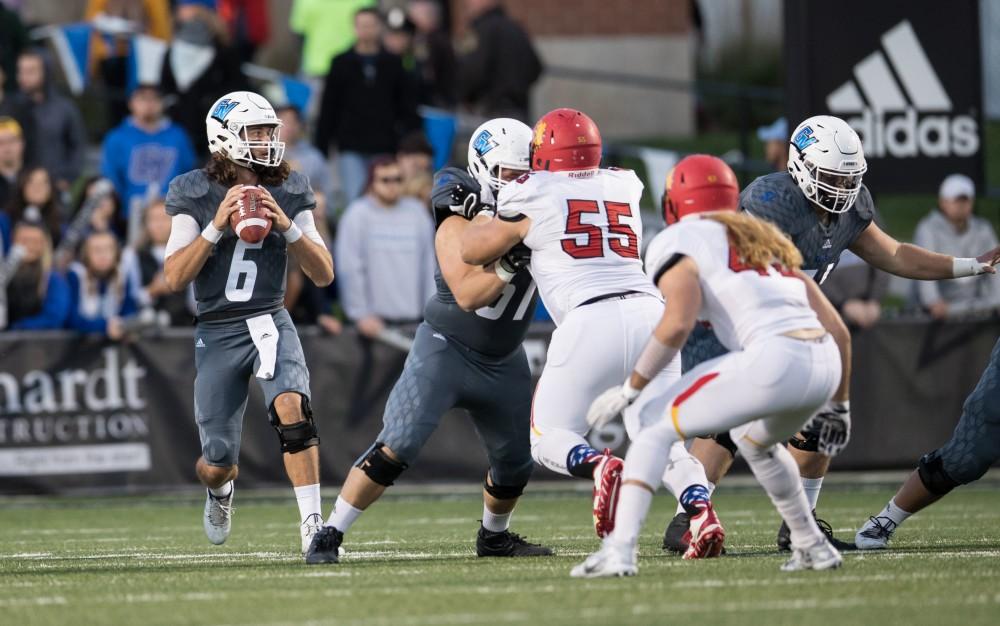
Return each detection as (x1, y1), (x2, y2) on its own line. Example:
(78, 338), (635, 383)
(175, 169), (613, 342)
(785, 1), (983, 192)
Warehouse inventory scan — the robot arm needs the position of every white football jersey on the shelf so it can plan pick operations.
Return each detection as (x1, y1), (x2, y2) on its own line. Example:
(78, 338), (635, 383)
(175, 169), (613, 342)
(497, 168), (660, 325)
(644, 218), (822, 351)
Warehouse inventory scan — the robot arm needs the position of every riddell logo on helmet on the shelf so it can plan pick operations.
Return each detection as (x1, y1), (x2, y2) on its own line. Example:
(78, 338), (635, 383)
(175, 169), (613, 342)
(826, 20), (978, 159)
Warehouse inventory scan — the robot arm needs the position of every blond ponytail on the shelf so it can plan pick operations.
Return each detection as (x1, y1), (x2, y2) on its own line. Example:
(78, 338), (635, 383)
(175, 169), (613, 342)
(704, 212), (802, 271)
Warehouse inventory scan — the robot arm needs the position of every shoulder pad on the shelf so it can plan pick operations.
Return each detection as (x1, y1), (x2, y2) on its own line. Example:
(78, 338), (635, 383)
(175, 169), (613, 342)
(432, 166), (480, 193)
(168, 169), (211, 199)
(282, 170), (311, 195)
(852, 184), (875, 222)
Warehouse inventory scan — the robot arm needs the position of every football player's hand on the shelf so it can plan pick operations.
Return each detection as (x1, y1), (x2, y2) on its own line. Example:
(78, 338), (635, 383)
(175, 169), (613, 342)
(586, 383), (641, 430)
(258, 187), (291, 232)
(495, 243), (532, 280)
(213, 186), (246, 231)
(803, 401), (851, 457)
(975, 245), (1000, 273)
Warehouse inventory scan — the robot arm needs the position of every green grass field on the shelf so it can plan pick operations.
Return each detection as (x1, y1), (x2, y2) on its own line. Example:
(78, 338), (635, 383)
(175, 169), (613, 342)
(3, 477), (1000, 626)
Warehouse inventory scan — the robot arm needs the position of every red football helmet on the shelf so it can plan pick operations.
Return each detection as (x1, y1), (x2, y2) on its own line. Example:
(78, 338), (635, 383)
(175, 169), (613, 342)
(662, 154), (740, 225)
(530, 108), (602, 172)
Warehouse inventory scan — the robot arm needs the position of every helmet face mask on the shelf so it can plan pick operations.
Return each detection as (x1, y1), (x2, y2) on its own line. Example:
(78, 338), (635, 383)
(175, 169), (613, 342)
(206, 91), (286, 168)
(788, 115), (867, 214)
(467, 118), (532, 191)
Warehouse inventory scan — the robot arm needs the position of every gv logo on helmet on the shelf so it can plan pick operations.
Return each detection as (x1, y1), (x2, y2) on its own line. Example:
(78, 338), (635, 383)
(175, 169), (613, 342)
(826, 20), (978, 159)
(211, 98), (239, 123)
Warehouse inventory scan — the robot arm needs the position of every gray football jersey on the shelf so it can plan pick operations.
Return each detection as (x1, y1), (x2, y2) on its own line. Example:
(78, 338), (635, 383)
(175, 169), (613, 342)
(422, 244), (538, 358)
(165, 169), (315, 319)
(739, 172), (874, 284)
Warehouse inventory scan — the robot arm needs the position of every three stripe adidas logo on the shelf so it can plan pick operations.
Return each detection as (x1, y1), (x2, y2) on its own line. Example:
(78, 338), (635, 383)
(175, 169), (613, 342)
(825, 20), (979, 159)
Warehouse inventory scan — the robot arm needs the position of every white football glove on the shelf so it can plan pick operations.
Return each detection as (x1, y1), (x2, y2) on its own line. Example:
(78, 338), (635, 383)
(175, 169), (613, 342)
(802, 401), (851, 457)
(586, 382), (641, 430)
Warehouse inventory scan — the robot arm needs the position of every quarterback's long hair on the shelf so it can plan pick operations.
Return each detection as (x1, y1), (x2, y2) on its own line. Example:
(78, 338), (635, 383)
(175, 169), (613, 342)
(705, 212), (803, 271)
(205, 153), (291, 187)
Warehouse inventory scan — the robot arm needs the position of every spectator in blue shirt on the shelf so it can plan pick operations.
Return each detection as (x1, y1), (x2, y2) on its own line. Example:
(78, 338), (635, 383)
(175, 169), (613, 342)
(4, 220), (69, 330)
(66, 230), (138, 339)
(100, 85), (196, 218)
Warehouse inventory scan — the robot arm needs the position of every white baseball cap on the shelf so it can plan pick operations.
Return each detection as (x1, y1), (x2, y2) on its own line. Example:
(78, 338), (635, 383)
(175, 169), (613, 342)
(939, 174), (975, 200)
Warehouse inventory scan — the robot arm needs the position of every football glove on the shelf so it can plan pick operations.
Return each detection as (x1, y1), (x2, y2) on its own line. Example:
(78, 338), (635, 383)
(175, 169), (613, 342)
(586, 382), (641, 430)
(494, 244), (531, 282)
(803, 401), (851, 457)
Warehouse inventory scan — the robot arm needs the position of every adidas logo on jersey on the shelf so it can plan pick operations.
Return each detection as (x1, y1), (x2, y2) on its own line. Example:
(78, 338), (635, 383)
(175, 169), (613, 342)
(826, 20), (978, 159)
(195, 338), (206, 348)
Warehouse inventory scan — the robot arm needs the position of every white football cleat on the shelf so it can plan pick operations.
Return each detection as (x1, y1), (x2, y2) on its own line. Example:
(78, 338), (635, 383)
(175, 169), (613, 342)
(204, 484), (234, 545)
(780, 537), (842, 572)
(300, 513), (325, 554)
(855, 516), (896, 550)
(570, 540), (637, 578)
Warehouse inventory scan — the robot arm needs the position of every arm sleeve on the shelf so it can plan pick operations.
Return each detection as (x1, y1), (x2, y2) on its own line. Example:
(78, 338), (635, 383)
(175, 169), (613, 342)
(164, 214), (201, 259)
(10, 273), (71, 330)
(913, 218), (943, 307)
(293, 210), (326, 247)
(333, 208), (370, 321)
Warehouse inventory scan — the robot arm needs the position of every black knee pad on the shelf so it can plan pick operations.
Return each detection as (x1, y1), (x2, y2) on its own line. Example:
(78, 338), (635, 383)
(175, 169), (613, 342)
(917, 450), (961, 495)
(269, 394), (320, 454)
(712, 432), (738, 458)
(357, 443), (408, 486)
(484, 480), (526, 500)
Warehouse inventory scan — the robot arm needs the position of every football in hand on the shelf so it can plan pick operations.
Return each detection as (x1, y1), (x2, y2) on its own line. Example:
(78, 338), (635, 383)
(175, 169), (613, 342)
(230, 186), (272, 243)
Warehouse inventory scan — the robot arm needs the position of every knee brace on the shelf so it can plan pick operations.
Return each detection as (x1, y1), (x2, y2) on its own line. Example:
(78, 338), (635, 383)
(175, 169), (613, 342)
(712, 432), (738, 458)
(484, 480), (526, 500)
(269, 395), (320, 454)
(357, 443), (408, 486)
(917, 450), (961, 495)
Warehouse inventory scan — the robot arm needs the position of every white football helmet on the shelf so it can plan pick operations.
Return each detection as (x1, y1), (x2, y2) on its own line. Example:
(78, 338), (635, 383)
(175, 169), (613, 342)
(205, 91), (285, 167)
(787, 115), (867, 214)
(467, 118), (532, 191)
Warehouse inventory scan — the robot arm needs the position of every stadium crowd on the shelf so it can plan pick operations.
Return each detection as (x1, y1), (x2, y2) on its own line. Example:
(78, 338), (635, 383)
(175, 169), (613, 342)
(0, 0), (994, 339)
(0, 0), (541, 337)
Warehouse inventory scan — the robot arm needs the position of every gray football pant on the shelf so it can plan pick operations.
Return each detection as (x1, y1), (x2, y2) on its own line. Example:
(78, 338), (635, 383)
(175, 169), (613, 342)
(369, 323), (534, 488)
(194, 309), (310, 467)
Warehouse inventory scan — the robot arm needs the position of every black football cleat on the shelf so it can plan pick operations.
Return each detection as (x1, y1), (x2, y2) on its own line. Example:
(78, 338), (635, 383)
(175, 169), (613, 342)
(476, 526), (554, 557)
(305, 525), (343, 564)
(777, 510), (857, 552)
(662, 511), (691, 553)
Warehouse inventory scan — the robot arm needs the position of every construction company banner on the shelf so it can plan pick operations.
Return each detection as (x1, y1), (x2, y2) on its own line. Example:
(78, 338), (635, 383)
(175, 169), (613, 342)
(784, 1), (983, 192)
(0, 320), (996, 494)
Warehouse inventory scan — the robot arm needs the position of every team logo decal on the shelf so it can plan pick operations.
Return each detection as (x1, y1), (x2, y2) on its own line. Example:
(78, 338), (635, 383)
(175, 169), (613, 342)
(211, 99), (239, 123)
(473, 130), (498, 156)
(792, 126), (818, 151)
(532, 121), (547, 148)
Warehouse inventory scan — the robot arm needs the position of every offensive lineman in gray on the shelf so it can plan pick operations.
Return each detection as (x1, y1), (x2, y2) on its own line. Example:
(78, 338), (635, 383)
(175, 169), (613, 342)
(307, 119), (552, 563)
(163, 91), (334, 553)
